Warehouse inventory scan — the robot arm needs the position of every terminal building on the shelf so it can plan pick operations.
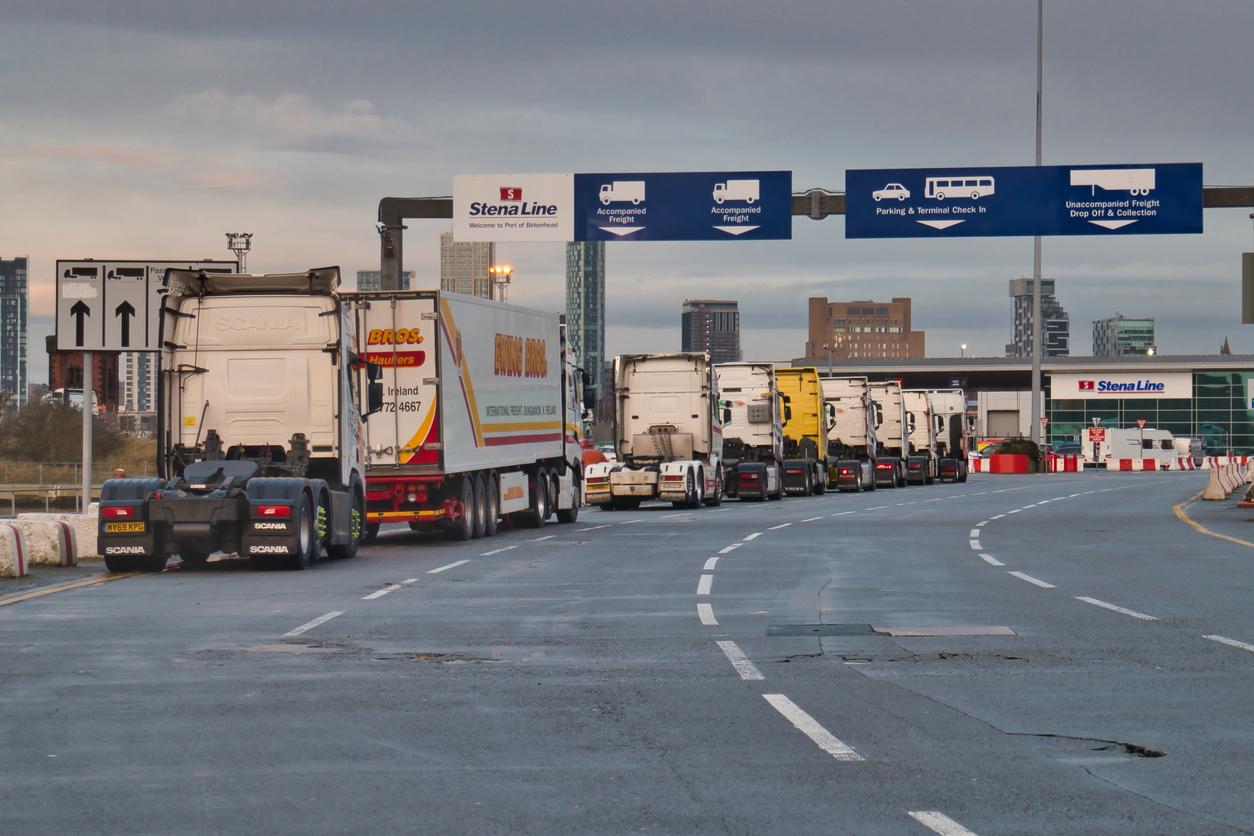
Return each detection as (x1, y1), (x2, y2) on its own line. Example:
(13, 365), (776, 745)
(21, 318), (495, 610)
(787, 353), (1254, 455)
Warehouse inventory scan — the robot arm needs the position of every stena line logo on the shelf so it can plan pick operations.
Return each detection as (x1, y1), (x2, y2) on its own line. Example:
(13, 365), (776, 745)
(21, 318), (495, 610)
(1082, 379), (1166, 393)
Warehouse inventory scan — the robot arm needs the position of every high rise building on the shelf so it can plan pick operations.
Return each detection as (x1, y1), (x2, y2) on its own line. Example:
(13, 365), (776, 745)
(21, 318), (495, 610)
(355, 270), (413, 291)
(118, 351), (157, 414)
(1093, 314), (1156, 356)
(682, 300), (742, 363)
(565, 242), (606, 396)
(1006, 279), (1069, 358)
(0, 257), (28, 407)
(806, 297), (924, 361)
(439, 233), (495, 297)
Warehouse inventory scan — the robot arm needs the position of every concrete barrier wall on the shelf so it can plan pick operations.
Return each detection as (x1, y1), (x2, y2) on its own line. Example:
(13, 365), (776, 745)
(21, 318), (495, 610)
(17, 512), (97, 558)
(6, 519), (76, 566)
(0, 522), (28, 577)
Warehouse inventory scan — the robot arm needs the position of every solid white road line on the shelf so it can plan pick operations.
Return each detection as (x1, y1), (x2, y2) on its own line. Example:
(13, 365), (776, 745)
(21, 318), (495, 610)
(575, 525), (610, 532)
(1075, 596), (1158, 620)
(744, 532), (762, 541)
(1008, 571), (1055, 588)
(1204, 634), (1254, 653)
(968, 540), (982, 550)
(362, 584), (402, 600)
(802, 516), (823, 522)
(697, 574), (713, 595)
(428, 559), (470, 574)
(400, 578), (419, 585)
(698, 603), (718, 625)
(762, 694), (864, 762)
(716, 640), (765, 680)
(909, 811), (980, 836)
(661, 512), (690, 519)
(529, 535), (556, 541)
(480, 545), (518, 556)
(283, 611), (345, 637)
(719, 544), (741, 554)
(978, 553), (1004, 567)
(769, 523), (792, 530)
(703, 557), (720, 570)
(990, 514), (1005, 520)
(968, 529), (981, 538)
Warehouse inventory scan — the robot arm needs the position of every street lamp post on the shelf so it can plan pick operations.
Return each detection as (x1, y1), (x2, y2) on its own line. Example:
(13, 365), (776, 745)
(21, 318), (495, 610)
(960, 343), (967, 359)
(489, 265), (512, 301)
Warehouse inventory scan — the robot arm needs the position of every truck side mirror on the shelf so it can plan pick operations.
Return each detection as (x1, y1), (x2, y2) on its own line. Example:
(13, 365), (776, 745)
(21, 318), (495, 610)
(367, 382), (384, 416)
(906, 413), (916, 433)
(582, 386), (597, 410)
(722, 407), (731, 424)
(824, 403), (836, 431)
(366, 362), (383, 381)
(784, 405), (792, 422)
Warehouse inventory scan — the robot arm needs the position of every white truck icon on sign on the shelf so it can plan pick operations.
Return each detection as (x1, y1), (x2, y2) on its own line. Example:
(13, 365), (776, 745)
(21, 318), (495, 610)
(599, 181), (646, 205)
(1070, 168), (1155, 197)
(712, 180), (759, 204)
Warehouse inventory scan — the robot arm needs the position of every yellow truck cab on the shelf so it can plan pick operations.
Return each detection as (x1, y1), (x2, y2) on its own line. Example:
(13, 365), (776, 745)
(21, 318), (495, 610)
(775, 367), (828, 496)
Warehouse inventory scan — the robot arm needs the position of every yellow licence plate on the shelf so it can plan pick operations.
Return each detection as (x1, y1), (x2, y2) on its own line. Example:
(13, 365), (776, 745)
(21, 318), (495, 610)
(104, 522), (145, 533)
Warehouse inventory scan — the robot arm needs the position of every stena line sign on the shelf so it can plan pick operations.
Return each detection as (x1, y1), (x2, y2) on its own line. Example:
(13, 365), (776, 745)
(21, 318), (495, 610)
(1051, 372), (1191, 400)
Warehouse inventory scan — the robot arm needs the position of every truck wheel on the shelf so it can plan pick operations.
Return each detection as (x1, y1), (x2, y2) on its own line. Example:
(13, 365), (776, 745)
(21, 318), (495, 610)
(704, 467), (723, 506)
(286, 494), (316, 570)
(527, 472), (549, 528)
(814, 466), (826, 495)
(471, 474), (488, 539)
(448, 477), (475, 540)
(327, 491), (363, 560)
(958, 463), (968, 483)
(688, 468), (703, 509)
(137, 554), (169, 573)
(485, 476), (501, 535)
(365, 523), (380, 540)
(673, 469), (696, 509)
(546, 468), (560, 521)
(104, 554), (136, 573)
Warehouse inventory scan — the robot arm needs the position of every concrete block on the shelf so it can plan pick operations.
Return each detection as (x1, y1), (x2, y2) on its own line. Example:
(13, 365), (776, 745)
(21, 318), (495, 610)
(6, 519), (77, 566)
(0, 522), (28, 577)
(17, 512), (97, 558)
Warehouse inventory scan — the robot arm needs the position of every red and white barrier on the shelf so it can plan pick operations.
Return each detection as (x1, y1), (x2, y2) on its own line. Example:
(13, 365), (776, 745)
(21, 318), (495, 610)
(0, 522), (28, 578)
(17, 512), (97, 558)
(6, 519), (77, 567)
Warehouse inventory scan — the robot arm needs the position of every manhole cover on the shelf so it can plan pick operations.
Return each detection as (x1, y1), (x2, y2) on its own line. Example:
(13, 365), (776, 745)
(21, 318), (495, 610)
(767, 624), (881, 637)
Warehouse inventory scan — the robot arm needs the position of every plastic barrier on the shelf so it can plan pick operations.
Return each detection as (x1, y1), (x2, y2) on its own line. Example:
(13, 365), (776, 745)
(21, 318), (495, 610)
(969, 456), (984, 473)
(17, 512), (97, 558)
(0, 522), (28, 577)
(6, 519), (76, 567)
(989, 454), (1030, 474)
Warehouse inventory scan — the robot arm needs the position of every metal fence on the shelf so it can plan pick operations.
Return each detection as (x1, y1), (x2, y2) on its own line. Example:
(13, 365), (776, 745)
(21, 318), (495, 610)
(0, 462), (154, 485)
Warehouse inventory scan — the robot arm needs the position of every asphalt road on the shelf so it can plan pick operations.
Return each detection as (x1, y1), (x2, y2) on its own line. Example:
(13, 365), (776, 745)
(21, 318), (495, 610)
(3, 470), (1253, 835)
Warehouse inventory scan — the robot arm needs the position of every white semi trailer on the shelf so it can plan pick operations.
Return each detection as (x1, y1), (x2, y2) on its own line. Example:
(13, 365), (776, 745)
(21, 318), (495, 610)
(868, 381), (908, 488)
(822, 376), (878, 492)
(716, 362), (785, 501)
(585, 354), (724, 509)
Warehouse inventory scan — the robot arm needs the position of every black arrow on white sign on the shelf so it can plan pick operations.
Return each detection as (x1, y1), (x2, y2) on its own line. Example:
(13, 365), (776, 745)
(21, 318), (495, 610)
(115, 300), (136, 348)
(70, 300), (91, 347)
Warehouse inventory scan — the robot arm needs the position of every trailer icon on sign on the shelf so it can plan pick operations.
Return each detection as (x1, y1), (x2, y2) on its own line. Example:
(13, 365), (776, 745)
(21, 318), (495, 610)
(1069, 168), (1155, 197)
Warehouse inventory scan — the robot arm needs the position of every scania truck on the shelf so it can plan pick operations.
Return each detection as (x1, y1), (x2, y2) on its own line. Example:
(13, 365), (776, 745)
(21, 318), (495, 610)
(716, 362), (785, 501)
(868, 380), (908, 488)
(928, 388), (970, 482)
(822, 376), (878, 492)
(776, 367), (828, 496)
(584, 353), (724, 509)
(345, 290), (590, 539)
(903, 389), (938, 485)
(98, 267), (378, 572)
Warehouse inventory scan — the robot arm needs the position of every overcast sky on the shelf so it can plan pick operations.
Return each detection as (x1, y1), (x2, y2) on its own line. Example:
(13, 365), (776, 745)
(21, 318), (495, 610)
(3, 1), (1253, 386)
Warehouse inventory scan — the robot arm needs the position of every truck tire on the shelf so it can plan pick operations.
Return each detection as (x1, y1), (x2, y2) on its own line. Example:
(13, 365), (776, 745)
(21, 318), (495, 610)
(527, 472), (549, 529)
(104, 554), (135, 573)
(958, 462), (968, 483)
(814, 465), (826, 495)
(285, 493), (316, 570)
(448, 477), (475, 540)
(546, 468), (560, 521)
(771, 464), (785, 500)
(485, 475), (501, 535)
(105, 553), (166, 573)
(471, 474), (488, 539)
(674, 469), (696, 509)
(327, 491), (363, 560)
(365, 523), (380, 540)
(703, 467), (723, 507)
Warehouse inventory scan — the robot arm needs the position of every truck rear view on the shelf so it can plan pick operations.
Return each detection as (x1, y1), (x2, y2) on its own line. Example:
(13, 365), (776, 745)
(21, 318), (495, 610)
(902, 390), (938, 485)
(822, 376), (878, 492)
(927, 389), (970, 482)
(776, 367), (827, 496)
(868, 380), (908, 488)
(716, 362), (784, 501)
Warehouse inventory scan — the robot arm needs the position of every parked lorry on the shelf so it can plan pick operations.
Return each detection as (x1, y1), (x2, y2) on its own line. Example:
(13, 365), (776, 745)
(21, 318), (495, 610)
(821, 376), (878, 492)
(98, 267), (379, 573)
(776, 367), (828, 496)
(345, 290), (589, 539)
(584, 353), (724, 509)
(868, 380), (908, 488)
(927, 388), (970, 482)
(902, 390), (938, 485)
(716, 362), (785, 501)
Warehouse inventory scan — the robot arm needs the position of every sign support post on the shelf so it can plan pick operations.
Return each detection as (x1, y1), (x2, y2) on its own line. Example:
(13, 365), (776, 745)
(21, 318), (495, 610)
(1030, 0), (1043, 448)
(81, 351), (92, 513)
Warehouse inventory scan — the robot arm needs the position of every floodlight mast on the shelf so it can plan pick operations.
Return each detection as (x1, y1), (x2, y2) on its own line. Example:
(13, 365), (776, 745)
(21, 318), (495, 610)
(225, 232), (253, 273)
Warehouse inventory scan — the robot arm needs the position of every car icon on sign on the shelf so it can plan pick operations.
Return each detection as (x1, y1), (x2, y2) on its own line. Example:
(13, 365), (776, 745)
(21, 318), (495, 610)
(873, 183), (910, 201)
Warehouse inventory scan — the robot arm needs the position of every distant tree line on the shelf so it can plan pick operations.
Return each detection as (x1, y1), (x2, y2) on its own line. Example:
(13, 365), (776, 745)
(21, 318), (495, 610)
(0, 399), (127, 462)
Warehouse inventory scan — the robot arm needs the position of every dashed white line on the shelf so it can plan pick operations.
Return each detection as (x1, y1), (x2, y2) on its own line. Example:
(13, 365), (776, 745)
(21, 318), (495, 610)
(703, 557), (720, 571)
(924, 498), (945, 503)
(831, 511), (856, 516)
(620, 519), (644, 524)
(529, 535), (556, 541)
(661, 512), (690, 518)
(896, 502), (916, 506)
(283, 611), (345, 637)
(866, 505), (889, 510)
(1075, 597), (1158, 620)
(990, 514), (1005, 520)
(697, 604), (718, 625)
(909, 811), (980, 836)
(762, 694), (863, 762)
(697, 574), (713, 595)
(1007, 509), (1021, 514)
(362, 584), (402, 600)
(1008, 571), (1055, 588)
(1052, 496), (1067, 501)
(968, 529), (982, 538)
(400, 578), (419, 585)
(575, 525), (610, 532)
(716, 640), (765, 680)
(1069, 493), (1082, 498)
(801, 516), (824, 523)
(972, 492), (987, 496)
(719, 544), (742, 554)
(976, 521), (988, 527)
(978, 553), (1004, 566)
(769, 523), (792, 530)
(480, 545), (519, 556)
(428, 559), (470, 574)
(968, 540), (982, 550)
(1204, 634), (1254, 653)
(744, 532), (762, 541)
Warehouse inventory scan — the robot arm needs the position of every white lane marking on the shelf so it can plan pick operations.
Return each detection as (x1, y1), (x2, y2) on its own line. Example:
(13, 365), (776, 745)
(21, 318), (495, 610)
(831, 511), (856, 516)
(972, 492), (987, 496)
(1007, 509), (1021, 514)
(968, 540), (982, 550)
(428, 559), (470, 574)
(1053, 496), (1067, 501)
(697, 574), (713, 595)
(1204, 634), (1254, 653)
(1008, 571), (1055, 588)
(400, 578), (419, 585)
(575, 525), (610, 532)
(529, 535), (556, 541)
(1076, 597), (1158, 620)
(703, 557), (720, 570)
(968, 529), (981, 538)
(620, 519), (644, 524)
(1069, 493), (1082, 498)
(924, 498), (945, 503)
(896, 502), (916, 506)
(744, 532), (762, 541)
(661, 512), (689, 518)
(1023, 504), (1037, 509)
(866, 505), (888, 510)
(1100, 488), (1113, 492)
(909, 811), (980, 836)
(362, 584), (402, 600)
(801, 516), (824, 523)
(480, 545), (519, 556)
(698, 604), (718, 625)
(716, 640), (765, 680)
(283, 611), (345, 637)
(976, 521), (988, 527)
(762, 694), (863, 762)
(769, 523), (792, 530)
(979, 553), (1004, 567)
(719, 544), (741, 554)
(990, 514), (1005, 520)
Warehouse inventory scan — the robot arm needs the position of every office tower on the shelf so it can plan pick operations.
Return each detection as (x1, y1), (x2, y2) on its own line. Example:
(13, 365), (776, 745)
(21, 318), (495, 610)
(566, 241), (605, 395)
(0, 257), (28, 406)
(1093, 314), (1156, 356)
(682, 300), (742, 363)
(439, 233), (495, 298)
(1007, 278), (1069, 358)
(806, 297), (923, 361)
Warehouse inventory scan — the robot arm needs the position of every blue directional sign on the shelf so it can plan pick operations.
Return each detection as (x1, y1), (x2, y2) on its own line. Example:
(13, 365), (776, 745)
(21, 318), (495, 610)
(845, 163), (1202, 239)
(573, 171), (791, 241)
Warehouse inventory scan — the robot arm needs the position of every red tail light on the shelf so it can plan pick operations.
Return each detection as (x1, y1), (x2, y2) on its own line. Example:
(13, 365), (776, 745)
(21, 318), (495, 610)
(257, 505), (292, 517)
(101, 506), (133, 518)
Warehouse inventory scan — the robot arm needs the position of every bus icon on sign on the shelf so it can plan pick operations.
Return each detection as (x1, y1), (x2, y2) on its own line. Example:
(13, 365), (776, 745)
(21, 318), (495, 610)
(925, 176), (995, 201)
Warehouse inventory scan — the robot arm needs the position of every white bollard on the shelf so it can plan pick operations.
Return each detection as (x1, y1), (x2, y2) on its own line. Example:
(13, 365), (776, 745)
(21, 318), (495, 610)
(1204, 468), (1228, 500)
